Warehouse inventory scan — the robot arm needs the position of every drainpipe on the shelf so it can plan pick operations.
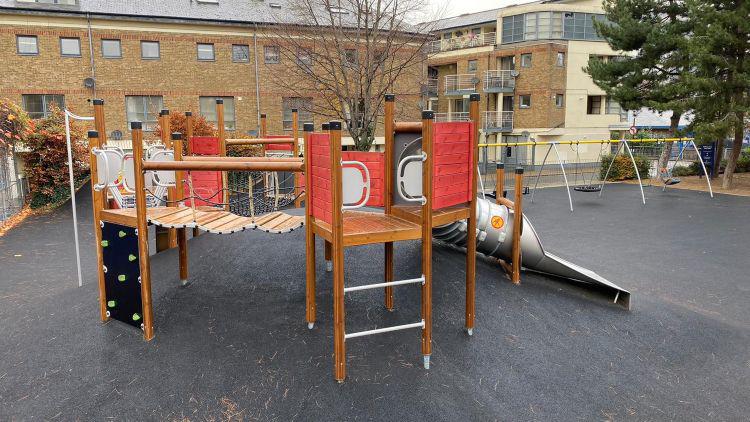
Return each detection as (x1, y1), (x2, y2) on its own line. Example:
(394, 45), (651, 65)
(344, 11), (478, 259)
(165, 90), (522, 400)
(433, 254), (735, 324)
(86, 13), (97, 98)
(252, 27), (261, 135)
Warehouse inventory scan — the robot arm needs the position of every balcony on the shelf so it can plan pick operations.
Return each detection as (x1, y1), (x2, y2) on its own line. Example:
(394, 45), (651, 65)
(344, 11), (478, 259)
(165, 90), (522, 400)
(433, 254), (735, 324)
(483, 111), (513, 133)
(445, 74), (479, 96)
(427, 32), (497, 54)
(422, 78), (439, 98)
(483, 70), (516, 93)
(434, 112), (470, 122)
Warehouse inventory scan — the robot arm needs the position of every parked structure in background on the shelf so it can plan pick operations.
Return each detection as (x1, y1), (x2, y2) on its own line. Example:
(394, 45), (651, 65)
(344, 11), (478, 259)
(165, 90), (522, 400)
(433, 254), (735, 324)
(423, 0), (630, 168)
(0, 146), (26, 225)
(0, 0), (423, 148)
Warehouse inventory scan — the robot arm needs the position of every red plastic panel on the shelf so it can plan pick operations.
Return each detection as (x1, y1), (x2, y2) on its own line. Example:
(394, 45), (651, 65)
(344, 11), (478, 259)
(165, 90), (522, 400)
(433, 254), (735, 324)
(308, 133), (332, 224)
(190, 136), (220, 155)
(265, 134), (295, 152)
(432, 121), (474, 210)
(183, 171), (223, 207)
(341, 151), (384, 207)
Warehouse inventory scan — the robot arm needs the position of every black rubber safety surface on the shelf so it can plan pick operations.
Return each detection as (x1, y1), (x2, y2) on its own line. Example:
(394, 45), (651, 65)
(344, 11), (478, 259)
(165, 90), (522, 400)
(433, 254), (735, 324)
(0, 185), (748, 420)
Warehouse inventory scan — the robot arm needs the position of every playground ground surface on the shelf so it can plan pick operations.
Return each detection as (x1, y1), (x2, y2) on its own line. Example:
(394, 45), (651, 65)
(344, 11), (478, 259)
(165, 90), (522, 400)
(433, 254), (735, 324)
(0, 184), (748, 421)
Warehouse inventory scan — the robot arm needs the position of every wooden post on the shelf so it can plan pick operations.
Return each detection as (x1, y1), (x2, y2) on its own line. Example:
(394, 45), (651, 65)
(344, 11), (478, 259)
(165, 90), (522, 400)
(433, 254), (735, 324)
(260, 113), (267, 156)
(303, 123), (316, 329)
(173, 132), (189, 286)
(466, 94), (480, 334)
(330, 121), (347, 382)
(185, 112), (200, 237)
(216, 99), (228, 211)
(511, 167), (524, 284)
(292, 109), (302, 208)
(131, 122), (155, 340)
(157, 109), (177, 251)
(93, 99), (109, 210)
(496, 162), (505, 202)
(420, 111), (434, 369)
(88, 128), (108, 322)
(383, 94), (395, 310)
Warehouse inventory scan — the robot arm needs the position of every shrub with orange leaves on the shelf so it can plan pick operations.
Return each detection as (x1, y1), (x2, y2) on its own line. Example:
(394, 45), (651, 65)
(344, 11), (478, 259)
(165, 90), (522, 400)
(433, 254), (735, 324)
(0, 98), (32, 152)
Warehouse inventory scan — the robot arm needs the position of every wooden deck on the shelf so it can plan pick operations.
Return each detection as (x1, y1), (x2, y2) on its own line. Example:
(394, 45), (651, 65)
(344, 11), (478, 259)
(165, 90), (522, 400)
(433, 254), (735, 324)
(99, 207), (304, 234)
(391, 204), (471, 226)
(311, 211), (422, 247)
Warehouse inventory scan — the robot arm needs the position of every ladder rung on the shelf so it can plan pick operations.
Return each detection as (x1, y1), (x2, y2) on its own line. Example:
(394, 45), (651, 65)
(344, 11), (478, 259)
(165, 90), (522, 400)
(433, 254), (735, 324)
(343, 276), (425, 293)
(345, 320), (425, 340)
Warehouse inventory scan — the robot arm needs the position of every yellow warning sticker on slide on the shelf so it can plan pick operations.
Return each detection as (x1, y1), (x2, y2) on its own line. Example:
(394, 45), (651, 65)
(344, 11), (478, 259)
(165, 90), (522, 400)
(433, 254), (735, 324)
(491, 216), (504, 229)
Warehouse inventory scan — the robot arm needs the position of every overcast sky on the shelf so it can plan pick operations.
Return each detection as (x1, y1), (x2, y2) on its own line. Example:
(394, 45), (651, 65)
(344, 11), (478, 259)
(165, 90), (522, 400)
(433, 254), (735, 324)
(426, 0), (538, 19)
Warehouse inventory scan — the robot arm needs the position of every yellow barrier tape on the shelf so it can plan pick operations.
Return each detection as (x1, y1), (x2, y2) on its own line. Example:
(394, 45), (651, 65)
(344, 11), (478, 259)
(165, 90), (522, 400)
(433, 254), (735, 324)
(478, 137), (694, 148)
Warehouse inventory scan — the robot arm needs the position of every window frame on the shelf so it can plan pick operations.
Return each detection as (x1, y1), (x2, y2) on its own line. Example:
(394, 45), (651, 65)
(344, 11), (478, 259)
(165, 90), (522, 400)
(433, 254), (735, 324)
(199, 96), (237, 131)
(519, 94), (531, 109)
(520, 53), (532, 68)
(587, 95), (603, 115)
(140, 40), (161, 60)
(196, 43), (215, 61)
(467, 59), (478, 73)
(232, 44), (250, 63)
(282, 97), (314, 131)
(59, 37), (81, 57)
(556, 52), (565, 67)
(555, 93), (564, 108)
(125, 95), (164, 132)
(101, 39), (122, 58)
(296, 47), (313, 67)
(16, 35), (39, 56)
(21, 94), (65, 119)
(264, 45), (280, 64)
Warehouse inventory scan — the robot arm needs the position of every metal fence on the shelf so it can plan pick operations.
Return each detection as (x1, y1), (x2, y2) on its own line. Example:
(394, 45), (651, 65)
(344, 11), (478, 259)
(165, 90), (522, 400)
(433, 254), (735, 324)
(1, 147), (27, 226)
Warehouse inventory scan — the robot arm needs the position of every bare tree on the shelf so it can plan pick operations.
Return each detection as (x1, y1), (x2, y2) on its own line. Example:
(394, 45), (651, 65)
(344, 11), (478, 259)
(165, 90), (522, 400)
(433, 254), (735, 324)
(266, 0), (436, 151)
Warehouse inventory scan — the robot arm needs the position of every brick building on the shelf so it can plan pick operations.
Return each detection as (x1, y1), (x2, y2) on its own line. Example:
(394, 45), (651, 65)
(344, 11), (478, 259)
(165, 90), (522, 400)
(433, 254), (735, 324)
(0, 0), (423, 145)
(425, 0), (630, 164)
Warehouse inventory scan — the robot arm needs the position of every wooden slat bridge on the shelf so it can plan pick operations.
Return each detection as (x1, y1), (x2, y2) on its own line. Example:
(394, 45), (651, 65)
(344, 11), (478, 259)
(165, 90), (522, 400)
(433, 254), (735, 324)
(100, 206), (304, 235)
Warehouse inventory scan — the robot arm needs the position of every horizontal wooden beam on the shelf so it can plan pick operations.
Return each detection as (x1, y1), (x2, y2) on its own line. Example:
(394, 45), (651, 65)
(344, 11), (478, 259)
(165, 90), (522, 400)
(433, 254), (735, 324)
(394, 121), (422, 133)
(182, 155), (301, 163)
(226, 138), (296, 146)
(143, 160), (304, 172)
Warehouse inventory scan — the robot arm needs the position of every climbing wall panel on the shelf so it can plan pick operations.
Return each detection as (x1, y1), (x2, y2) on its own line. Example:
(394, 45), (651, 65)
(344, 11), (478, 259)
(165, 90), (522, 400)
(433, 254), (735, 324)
(101, 222), (143, 329)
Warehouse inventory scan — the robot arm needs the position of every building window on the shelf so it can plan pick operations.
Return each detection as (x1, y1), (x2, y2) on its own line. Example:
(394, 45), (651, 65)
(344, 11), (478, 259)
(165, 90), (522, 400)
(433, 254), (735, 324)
(141, 41), (160, 59)
(443, 32), (452, 40)
(343, 49), (358, 67)
(502, 11), (601, 44)
(125, 95), (163, 131)
(467, 59), (478, 73)
(101, 39), (121, 58)
(282, 97), (314, 131)
(556, 52), (565, 67)
(564, 12), (604, 41)
(519, 94), (531, 109)
(199, 96), (236, 130)
(16, 35), (38, 55)
(605, 97), (622, 115)
(22, 94), (64, 119)
(197, 43), (215, 61)
(59, 37), (81, 57)
(500, 55), (515, 70)
(520, 53), (532, 68)
(555, 94), (564, 108)
(587, 95), (602, 114)
(297, 48), (312, 67)
(232, 44), (250, 62)
(264, 45), (280, 64)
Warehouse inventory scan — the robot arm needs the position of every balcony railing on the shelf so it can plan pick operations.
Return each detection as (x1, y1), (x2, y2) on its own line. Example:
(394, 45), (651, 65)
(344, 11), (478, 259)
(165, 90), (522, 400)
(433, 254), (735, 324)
(483, 70), (516, 93)
(422, 78), (439, 98)
(483, 111), (513, 133)
(434, 112), (470, 122)
(445, 74), (478, 95)
(427, 32), (497, 54)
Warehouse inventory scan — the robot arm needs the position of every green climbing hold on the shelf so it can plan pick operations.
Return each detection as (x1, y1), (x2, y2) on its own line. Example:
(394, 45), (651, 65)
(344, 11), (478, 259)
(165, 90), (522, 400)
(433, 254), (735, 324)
(118, 274), (126, 282)
(101, 240), (109, 247)
(128, 254), (137, 262)
(118, 230), (127, 238)
(107, 300), (116, 308)
(132, 313), (141, 322)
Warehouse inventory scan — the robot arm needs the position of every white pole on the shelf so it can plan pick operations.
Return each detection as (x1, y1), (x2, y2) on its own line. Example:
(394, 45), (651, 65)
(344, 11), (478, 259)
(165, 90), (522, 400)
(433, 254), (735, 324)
(64, 110), (94, 288)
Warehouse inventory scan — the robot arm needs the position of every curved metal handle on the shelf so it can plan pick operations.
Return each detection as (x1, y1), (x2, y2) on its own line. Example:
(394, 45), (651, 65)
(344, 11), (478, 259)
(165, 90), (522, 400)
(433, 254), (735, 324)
(121, 153), (136, 193)
(341, 160), (371, 210)
(397, 152), (427, 205)
(150, 150), (176, 187)
(146, 144), (166, 159)
(92, 148), (110, 191)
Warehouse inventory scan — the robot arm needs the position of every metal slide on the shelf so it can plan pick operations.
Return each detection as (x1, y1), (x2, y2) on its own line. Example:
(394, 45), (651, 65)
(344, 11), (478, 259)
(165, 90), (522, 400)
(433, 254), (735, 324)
(432, 197), (631, 309)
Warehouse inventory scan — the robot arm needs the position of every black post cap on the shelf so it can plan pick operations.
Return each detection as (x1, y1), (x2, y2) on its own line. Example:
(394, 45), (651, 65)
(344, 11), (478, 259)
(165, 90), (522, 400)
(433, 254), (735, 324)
(185, 111), (192, 117)
(422, 110), (434, 120)
(87, 130), (99, 138)
(470, 93), (480, 102)
(322, 123), (330, 131)
(384, 94), (395, 102)
(92, 99), (104, 106)
(496, 162), (504, 169)
(215, 99), (223, 105)
(131, 121), (142, 130)
(160, 109), (169, 116)
(329, 121), (342, 130)
(303, 123), (314, 132)
(171, 132), (182, 141)
(515, 167), (524, 174)
(260, 113), (266, 118)
(291, 108), (298, 113)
